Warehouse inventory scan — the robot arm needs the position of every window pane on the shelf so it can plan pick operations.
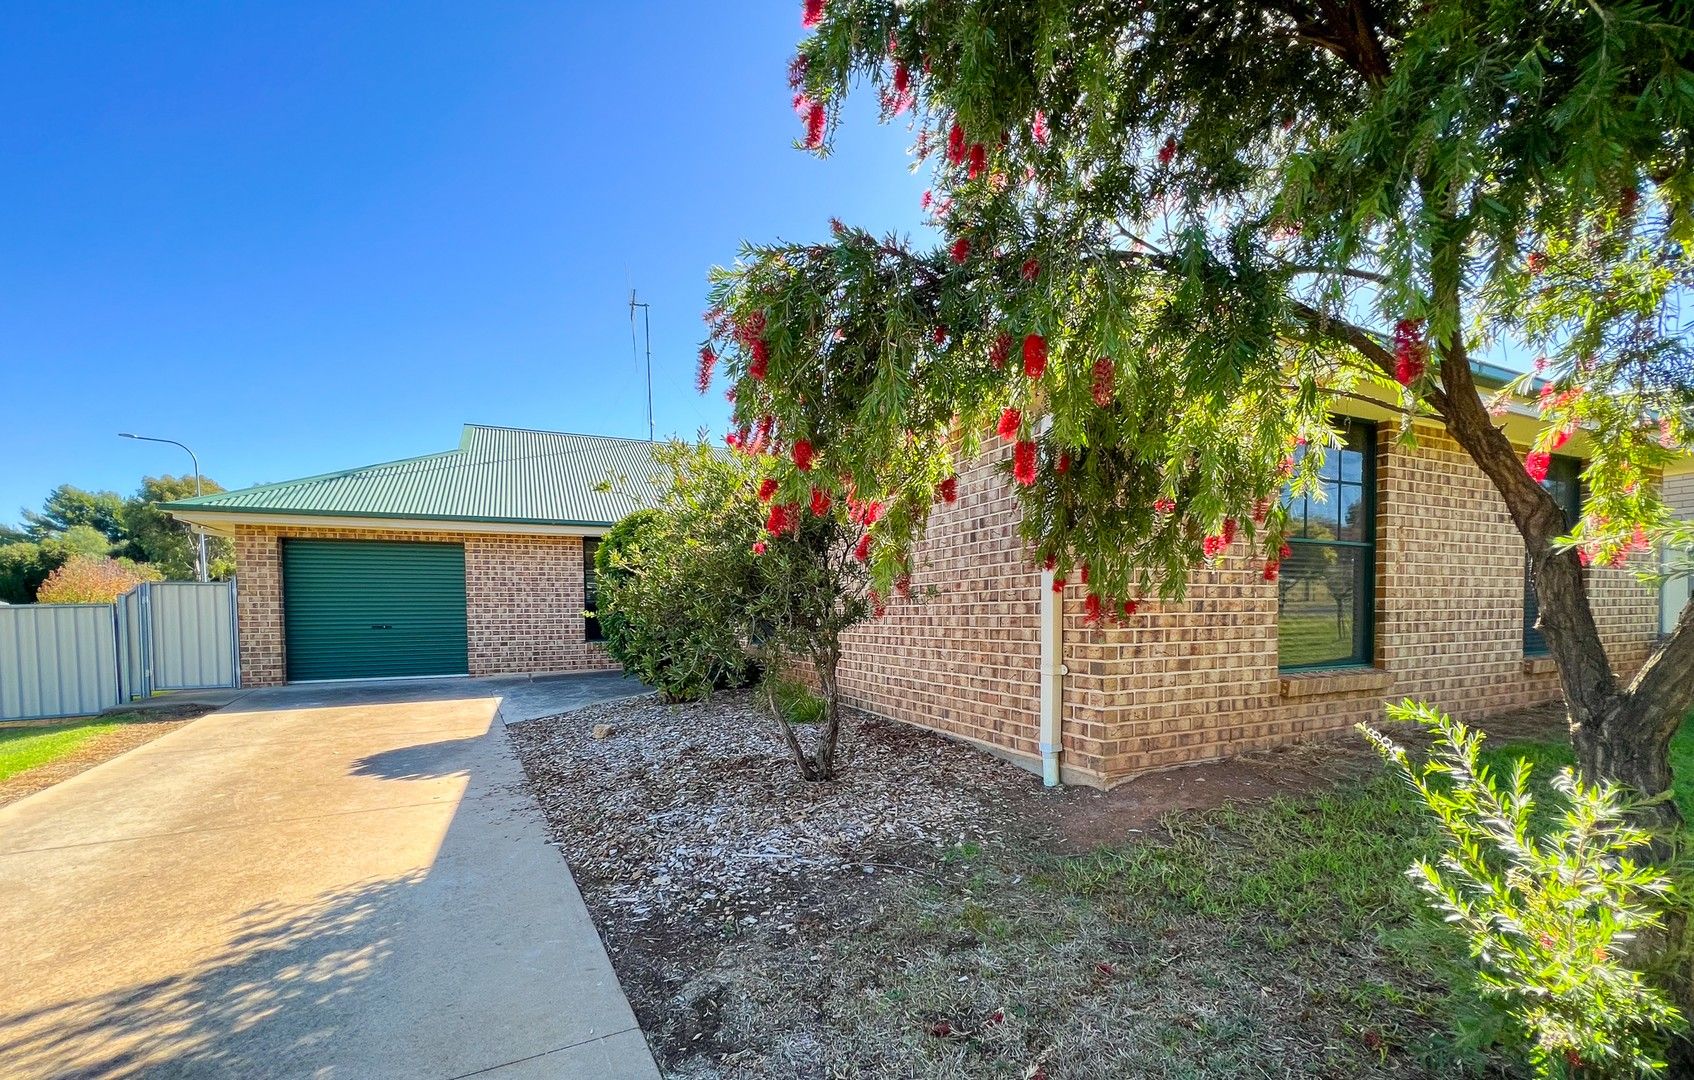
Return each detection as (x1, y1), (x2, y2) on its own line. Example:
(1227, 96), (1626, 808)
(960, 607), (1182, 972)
(1338, 447), (1362, 484)
(1279, 544), (1367, 667)
(1337, 484), (1366, 542)
(1308, 481), (1339, 541)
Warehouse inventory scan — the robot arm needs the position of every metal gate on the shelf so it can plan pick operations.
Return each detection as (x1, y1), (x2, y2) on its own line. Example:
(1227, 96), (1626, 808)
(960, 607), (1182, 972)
(1, 580), (239, 722)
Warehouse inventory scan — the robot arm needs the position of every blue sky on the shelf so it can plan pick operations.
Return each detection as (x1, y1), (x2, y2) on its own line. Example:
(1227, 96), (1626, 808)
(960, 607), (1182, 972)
(0, 3), (928, 522)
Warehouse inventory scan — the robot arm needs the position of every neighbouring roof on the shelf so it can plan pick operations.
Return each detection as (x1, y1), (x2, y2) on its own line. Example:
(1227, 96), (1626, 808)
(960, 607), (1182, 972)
(162, 425), (668, 528)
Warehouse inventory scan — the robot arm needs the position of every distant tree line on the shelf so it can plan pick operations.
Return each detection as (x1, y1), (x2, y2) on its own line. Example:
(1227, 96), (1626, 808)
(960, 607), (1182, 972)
(0, 477), (233, 603)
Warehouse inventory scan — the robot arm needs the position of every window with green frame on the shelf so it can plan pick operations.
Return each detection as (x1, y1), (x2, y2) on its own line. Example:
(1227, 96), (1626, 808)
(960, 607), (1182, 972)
(1278, 419), (1377, 670)
(1524, 455), (1583, 655)
(583, 537), (603, 642)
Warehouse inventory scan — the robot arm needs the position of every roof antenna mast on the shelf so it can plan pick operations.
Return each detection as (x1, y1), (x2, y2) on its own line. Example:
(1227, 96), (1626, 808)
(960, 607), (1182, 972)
(629, 290), (654, 441)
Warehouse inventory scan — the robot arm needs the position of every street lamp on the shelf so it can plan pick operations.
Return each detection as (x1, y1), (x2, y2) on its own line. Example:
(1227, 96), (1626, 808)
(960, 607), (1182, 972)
(120, 432), (208, 582)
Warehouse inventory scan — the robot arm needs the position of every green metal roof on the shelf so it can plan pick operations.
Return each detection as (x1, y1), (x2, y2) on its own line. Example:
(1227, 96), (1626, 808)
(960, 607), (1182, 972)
(162, 425), (668, 527)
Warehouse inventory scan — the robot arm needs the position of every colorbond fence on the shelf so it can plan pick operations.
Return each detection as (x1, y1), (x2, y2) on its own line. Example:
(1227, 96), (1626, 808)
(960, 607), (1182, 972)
(0, 580), (239, 722)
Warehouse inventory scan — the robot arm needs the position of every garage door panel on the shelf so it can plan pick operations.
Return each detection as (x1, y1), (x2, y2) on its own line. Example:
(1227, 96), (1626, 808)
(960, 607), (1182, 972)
(282, 540), (469, 681)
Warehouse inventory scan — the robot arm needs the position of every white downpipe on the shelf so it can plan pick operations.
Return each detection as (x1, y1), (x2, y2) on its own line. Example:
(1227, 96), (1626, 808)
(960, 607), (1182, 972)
(1038, 567), (1066, 786)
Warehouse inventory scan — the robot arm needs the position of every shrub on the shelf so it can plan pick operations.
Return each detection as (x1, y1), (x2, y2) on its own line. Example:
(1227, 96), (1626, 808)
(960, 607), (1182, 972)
(36, 555), (161, 604)
(595, 445), (759, 701)
(1361, 701), (1686, 1077)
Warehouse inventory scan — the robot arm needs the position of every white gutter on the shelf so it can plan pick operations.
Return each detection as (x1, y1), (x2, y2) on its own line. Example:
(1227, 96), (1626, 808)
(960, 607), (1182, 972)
(1038, 567), (1066, 787)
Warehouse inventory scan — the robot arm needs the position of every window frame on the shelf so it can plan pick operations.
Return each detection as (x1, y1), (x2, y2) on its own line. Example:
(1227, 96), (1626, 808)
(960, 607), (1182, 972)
(1523, 454), (1583, 656)
(1277, 418), (1378, 672)
(583, 536), (603, 643)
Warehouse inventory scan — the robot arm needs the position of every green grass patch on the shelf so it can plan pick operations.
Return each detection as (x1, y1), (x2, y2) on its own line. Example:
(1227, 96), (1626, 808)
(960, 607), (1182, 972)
(0, 718), (122, 782)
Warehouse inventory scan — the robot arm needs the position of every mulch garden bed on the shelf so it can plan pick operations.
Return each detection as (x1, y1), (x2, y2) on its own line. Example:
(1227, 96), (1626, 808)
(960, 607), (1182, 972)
(510, 693), (1557, 1078)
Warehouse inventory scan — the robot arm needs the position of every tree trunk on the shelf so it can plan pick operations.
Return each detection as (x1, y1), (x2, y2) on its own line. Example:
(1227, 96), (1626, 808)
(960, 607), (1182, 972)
(1432, 307), (1693, 851)
(810, 643), (844, 781)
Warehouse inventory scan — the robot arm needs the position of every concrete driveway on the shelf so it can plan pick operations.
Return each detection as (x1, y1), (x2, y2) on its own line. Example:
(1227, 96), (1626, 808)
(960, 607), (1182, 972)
(0, 672), (657, 1079)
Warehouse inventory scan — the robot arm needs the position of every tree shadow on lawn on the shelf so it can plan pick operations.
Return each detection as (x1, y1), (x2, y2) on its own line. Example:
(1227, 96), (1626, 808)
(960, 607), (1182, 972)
(0, 872), (424, 1079)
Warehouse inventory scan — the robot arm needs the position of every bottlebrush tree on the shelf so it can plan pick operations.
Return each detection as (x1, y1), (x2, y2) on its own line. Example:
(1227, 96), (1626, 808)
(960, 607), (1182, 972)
(700, 2), (1694, 839)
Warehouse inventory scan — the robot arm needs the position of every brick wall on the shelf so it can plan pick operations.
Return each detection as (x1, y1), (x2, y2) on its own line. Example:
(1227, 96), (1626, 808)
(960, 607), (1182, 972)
(231, 524), (615, 687)
(834, 422), (1661, 787)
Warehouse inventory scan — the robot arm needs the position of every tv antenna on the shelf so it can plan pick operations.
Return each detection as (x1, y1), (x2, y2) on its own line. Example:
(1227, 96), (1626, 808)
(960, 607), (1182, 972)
(628, 290), (654, 441)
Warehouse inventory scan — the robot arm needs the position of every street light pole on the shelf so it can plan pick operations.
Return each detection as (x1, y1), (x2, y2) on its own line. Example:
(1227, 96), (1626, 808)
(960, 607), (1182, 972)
(119, 432), (207, 582)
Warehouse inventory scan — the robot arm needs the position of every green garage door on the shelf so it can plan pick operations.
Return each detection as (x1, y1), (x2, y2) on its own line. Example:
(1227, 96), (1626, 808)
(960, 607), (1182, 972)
(282, 540), (468, 681)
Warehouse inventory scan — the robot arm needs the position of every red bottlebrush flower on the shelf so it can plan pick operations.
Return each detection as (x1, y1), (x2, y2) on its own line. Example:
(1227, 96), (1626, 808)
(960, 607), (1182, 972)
(1122, 600), (1139, 616)
(1032, 109), (1049, 147)
(792, 439), (815, 470)
(1278, 455), (1295, 478)
(804, 99), (827, 149)
(872, 590), (887, 618)
(997, 407), (1022, 440)
(1055, 451), (1072, 474)
(854, 532), (873, 562)
(750, 414), (775, 455)
(894, 573), (912, 599)
(1527, 251), (1547, 275)
(809, 486), (832, 516)
(1525, 450), (1552, 483)
(946, 121), (966, 166)
(933, 324), (948, 345)
(1202, 534), (1226, 559)
(1221, 518), (1237, 545)
(1153, 497), (1176, 515)
(786, 53), (808, 90)
(893, 62), (910, 94)
(862, 501), (884, 525)
(1079, 564), (1090, 585)
(1043, 554), (1057, 571)
(696, 344), (717, 394)
(1013, 440), (1038, 485)
(801, 0), (825, 29)
(1084, 593), (1102, 622)
(1280, 541), (1292, 559)
(1550, 427), (1571, 451)
(1251, 497), (1271, 524)
(1020, 256), (1040, 281)
(724, 432), (741, 449)
(1091, 357), (1114, 407)
(1392, 318), (1426, 386)
(932, 195), (952, 218)
(936, 475), (958, 503)
(950, 235), (971, 263)
(1263, 560), (1280, 581)
(749, 338), (770, 380)
(967, 142), (986, 179)
(1052, 576), (1066, 592)
(1023, 333), (1047, 378)
(1157, 136), (1177, 166)
(1389, 318), (1429, 389)
(752, 541), (767, 555)
(989, 332), (1013, 369)
(766, 502), (797, 534)
(757, 477), (780, 503)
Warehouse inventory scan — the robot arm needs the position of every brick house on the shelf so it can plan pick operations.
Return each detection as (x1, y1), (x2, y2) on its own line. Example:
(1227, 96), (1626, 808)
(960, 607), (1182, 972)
(165, 425), (655, 686)
(834, 394), (1687, 789)
(171, 406), (1689, 789)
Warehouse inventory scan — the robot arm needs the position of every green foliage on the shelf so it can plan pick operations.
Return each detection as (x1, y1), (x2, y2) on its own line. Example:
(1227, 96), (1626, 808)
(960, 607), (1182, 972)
(21, 485), (126, 541)
(596, 440), (874, 775)
(1361, 701), (1686, 1076)
(704, 0), (1692, 605)
(120, 475), (233, 580)
(0, 543), (48, 604)
(764, 675), (826, 726)
(596, 443), (762, 701)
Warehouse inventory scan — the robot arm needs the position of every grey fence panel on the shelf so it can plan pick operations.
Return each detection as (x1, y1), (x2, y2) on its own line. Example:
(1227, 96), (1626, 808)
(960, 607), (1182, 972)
(114, 587), (147, 701)
(0, 604), (121, 721)
(147, 581), (238, 691)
